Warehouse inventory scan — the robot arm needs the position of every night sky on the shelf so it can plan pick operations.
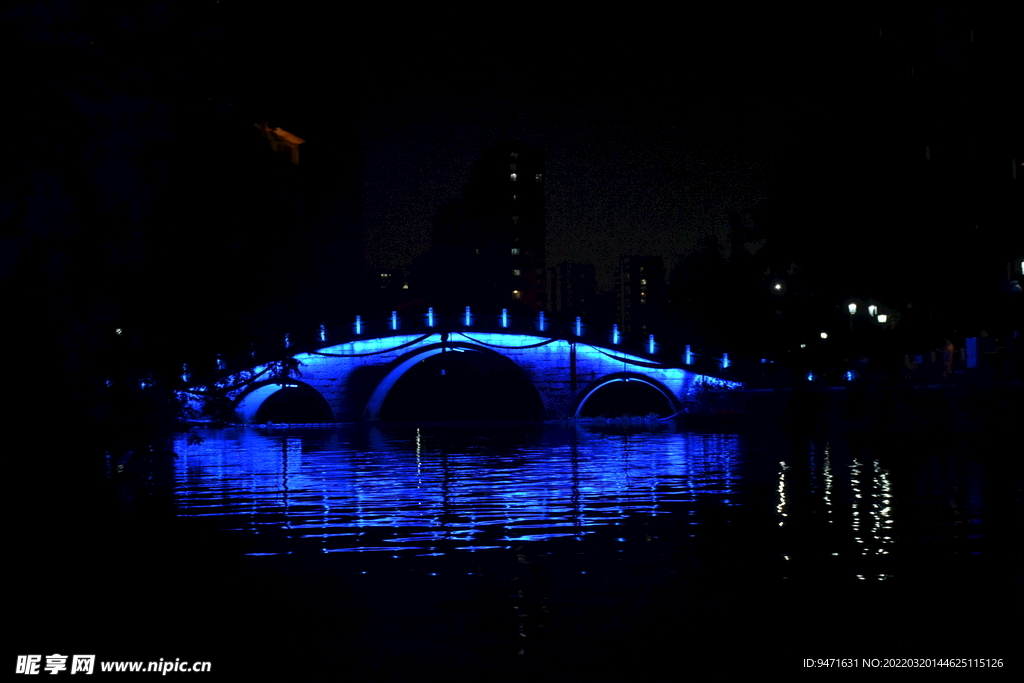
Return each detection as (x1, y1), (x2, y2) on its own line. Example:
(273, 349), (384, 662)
(225, 5), (956, 289)
(8, 3), (1018, 317)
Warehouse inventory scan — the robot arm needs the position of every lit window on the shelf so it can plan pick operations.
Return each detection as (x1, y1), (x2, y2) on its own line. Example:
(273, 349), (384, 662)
(640, 279), (647, 285)
(510, 173), (517, 181)
(513, 269), (521, 276)
(511, 248), (520, 256)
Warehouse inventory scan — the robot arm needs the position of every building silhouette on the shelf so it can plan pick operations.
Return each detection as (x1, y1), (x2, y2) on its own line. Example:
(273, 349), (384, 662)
(419, 142), (546, 313)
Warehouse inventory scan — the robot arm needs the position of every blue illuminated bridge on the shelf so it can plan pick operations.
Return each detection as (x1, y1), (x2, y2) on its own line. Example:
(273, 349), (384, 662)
(181, 310), (741, 423)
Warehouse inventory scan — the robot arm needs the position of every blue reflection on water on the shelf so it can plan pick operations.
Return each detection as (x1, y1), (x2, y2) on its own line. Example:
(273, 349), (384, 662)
(173, 425), (740, 555)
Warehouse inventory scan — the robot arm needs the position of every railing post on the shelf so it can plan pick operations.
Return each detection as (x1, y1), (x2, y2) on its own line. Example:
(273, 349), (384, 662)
(427, 307), (434, 328)
(538, 311), (546, 332)
(721, 352), (729, 370)
(501, 308), (508, 328)
(648, 334), (655, 355)
(684, 345), (692, 365)
(575, 316), (582, 337)
(391, 311), (398, 331)
(355, 315), (362, 335)
(612, 324), (619, 345)
(464, 306), (472, 327)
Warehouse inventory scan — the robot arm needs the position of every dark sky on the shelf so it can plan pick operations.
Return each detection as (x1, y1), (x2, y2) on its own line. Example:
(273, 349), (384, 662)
(241, 6), (864, 290)
(11, 3), (1013, 297)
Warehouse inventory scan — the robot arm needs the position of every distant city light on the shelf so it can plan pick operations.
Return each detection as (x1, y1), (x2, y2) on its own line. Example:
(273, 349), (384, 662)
(774, 283), (782, 291)
(800, 343), (806, 349)
(868, 305), (878, 316)
(877, 315), (888, 323)
(820, 332), (828, 339)
(848, 303), (857, 315)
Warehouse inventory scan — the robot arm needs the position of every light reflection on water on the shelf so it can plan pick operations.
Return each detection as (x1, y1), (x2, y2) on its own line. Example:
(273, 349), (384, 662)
(173, 424), (743, 555)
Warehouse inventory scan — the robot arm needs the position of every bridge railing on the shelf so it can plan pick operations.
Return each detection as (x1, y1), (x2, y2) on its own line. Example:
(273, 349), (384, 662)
(182, 308), (740, 388)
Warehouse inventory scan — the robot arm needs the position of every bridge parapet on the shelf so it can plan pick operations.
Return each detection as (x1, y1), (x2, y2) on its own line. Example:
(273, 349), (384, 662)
(187, 309), (738, 388)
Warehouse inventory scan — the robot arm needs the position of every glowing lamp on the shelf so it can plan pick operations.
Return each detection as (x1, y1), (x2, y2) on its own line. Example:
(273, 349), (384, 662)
(848, 303), (857, 315)
(877, 314), (887, 323)
(820, 332), (828, 339)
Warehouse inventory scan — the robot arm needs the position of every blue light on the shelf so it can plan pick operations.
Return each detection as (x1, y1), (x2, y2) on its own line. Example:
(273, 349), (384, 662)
(538, 311), (546, 332)
(649, 334), (655, 355)
(181, 364), (189, 383)
(846, 370), (854, 381)
(284, 334), (290, 348)
(464, 306), (472, 327)
(320, 324), (327, 342)
(427, 307), (434, 327)
(685, 345), (692, 365)
(575, 316), (582, 337)
(355, 316), (362, 335)
(391, 311), (398, 331)
(612, 324), (619, 345)
(761, 358), (767, 364)
(721, 353), (729, 369)
(807, 372), (815, 381)
(501, 308), (508, 328)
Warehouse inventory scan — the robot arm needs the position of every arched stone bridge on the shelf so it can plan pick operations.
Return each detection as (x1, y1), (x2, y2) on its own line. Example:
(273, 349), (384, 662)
(186, 326), (741, 422)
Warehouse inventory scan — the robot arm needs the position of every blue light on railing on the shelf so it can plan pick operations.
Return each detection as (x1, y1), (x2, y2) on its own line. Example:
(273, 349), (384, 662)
(181, 364), (189, 383)
(501, 309), (508, 328)
(464, 306), (472, 327)
(845, 370), (854, 381)
(216, 355), (225, 371)
(320, 324), (327, 342)
(391, 311), (398, 331)
(685, 345), (692, 365)
(284, 334), (290, 348)
(538, 311), (546, 332)
(355, 315), (362, 335)
(649, 334), (655, 355)
(575, 317), (582, 337)
(612, 324), (619, 345)
(807, 372), (815, 381)
(427, 307), (434, 327)
(721, 353), (729, 369)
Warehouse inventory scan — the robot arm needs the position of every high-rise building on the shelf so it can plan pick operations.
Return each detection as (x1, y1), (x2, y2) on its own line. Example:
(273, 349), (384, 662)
(549, 262), (597, 318)
(460, 142), (546, 311)
(617, 256), (666, 336)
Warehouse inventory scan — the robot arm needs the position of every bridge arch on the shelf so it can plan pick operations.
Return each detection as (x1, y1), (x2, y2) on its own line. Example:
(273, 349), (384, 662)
(362, 342), (545, 421)
(574, 372), (680, 418)
(235, 379), (335, 423)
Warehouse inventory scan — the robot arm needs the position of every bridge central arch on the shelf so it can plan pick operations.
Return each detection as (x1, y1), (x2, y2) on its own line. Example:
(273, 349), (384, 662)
(362, 342), (546, 421)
